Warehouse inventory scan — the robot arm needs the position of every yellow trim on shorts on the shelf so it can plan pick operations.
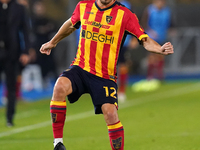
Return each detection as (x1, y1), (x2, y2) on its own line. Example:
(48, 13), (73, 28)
(108, 121), (123, 130)
(50, 101), (66, 106)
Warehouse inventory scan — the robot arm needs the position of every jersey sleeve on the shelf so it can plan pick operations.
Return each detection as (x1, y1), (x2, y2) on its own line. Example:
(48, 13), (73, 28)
(70, 2), (81, 29)
(126, 12), (148, 42)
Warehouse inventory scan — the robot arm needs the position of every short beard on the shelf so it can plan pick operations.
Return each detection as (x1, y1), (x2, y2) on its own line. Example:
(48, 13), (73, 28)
(100, 0), (113, 5)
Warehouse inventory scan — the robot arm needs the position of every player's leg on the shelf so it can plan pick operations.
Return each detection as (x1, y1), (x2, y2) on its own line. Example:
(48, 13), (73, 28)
(147, 53), (156, 80)
(51, 66), (86, 150)
(118, 47), (128, 102)
(5, 61), (17, 127)
(157, 55), (165, 81)
(118, 63), (128, 102)
(88, 73), (124, 150)
(102, 103), (124, 150)
(50, 76), (72, 149)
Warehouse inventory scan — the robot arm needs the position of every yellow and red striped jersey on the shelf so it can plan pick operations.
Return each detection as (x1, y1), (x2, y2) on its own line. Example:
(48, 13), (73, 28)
(70, 0), (148, 82)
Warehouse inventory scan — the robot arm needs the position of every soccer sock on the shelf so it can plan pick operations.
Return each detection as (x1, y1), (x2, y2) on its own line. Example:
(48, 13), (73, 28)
(147, 64), (154, 80)
(157, 60), (164, 80)
(107, 121), (124, 150)
(50, 100), (67, 141)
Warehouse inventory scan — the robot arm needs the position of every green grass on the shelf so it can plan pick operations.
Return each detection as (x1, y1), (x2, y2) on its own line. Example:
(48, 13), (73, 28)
(0, 81), (200, 150)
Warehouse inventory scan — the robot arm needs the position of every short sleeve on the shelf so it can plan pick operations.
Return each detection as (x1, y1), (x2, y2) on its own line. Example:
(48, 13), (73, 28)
(126, 12), (148, 41)
(70, 2), (81, 29)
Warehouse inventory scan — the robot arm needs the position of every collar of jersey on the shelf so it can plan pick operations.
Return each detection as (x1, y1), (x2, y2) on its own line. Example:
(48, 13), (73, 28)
(95, 0), (117, 11)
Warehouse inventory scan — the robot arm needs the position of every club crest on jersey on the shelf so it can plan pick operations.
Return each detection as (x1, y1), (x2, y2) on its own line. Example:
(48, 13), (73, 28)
(112, 137), (122, 149)
(106, 16), (113, 24)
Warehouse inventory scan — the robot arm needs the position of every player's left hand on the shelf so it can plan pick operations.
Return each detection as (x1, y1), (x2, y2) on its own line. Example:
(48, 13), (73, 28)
(161, 42), (174, 55)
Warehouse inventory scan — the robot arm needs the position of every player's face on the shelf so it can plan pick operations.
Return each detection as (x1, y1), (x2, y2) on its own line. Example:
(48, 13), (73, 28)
(98, 0), (114, 6)
(154, 0), (166, 9)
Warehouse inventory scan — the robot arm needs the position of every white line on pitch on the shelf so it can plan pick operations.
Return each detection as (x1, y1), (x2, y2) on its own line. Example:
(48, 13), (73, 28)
(0, 110), (94, 138)
(0, 82), (199, 138)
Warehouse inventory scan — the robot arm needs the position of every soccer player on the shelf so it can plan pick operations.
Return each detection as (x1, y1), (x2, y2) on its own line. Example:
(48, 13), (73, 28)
(40, 0), (174, 149)
(141, 0), (172, 81)
(117, 0), (132, 102)
(0, 0), (30, 127)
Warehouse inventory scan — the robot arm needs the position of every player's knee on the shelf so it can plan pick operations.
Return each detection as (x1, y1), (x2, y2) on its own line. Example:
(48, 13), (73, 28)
(54, 83), (65, 94)
(53, 81), (71, 99)
(103, 109), (119, 124)
(105, 111), (116, 119)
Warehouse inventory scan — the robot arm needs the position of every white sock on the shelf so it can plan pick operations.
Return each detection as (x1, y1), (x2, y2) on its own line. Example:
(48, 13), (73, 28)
(53, 138), (63, 147)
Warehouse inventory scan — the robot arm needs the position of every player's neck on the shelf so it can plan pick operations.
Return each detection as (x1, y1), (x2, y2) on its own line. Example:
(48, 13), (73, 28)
(96, 0), (115, 9)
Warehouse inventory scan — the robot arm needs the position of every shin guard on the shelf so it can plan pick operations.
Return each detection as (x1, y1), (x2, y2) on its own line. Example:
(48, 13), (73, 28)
(50, 100), (67, 138)
(107, 121), (124, 150)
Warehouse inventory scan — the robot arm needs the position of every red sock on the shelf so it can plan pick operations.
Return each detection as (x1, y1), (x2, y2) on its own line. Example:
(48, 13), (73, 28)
(107, 121), (124, 150)
(50, 100), (67, 138)
(147, 64), (154, 80)
(119, 73), (128, 93)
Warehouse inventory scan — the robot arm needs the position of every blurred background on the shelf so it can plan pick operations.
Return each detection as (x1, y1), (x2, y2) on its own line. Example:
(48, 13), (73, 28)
(0, 0), (200, 104)
(0, 1), (200, 149)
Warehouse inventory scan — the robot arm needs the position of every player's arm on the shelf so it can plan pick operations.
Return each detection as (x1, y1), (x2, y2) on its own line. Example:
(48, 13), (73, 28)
(141, 36), (174, 55)
(40, 18), (76, 55)
(125, 10), (174, 55)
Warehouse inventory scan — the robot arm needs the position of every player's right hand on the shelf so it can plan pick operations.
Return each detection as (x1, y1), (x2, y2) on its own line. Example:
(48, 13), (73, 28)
(161, 42), (174, 55)
(40, 41), (56, 55)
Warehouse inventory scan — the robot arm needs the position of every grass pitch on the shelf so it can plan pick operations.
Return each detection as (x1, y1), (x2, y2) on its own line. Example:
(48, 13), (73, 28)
(0, 81), (200, 150)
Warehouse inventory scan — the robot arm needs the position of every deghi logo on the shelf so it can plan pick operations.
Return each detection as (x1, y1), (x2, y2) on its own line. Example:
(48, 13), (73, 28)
(81, 30), (114, 44)
(84, 20), (110, 29)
